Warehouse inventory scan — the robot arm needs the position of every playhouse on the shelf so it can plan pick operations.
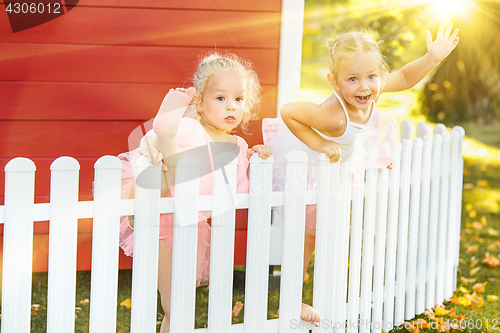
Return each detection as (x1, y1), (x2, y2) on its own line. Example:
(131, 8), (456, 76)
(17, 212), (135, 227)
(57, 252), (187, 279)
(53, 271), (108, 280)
(0, 0), (303, 270)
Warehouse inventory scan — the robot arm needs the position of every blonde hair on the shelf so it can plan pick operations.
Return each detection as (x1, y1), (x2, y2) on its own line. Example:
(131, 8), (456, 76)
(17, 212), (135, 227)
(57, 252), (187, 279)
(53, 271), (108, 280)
(327, 31), (387, 80)
(193, 52), (261, 133)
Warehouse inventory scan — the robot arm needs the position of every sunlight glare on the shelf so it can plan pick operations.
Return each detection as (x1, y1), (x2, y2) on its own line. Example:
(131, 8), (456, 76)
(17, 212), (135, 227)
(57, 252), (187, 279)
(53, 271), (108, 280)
(431, 0), (471, 20)
(477, 148), (488, 157)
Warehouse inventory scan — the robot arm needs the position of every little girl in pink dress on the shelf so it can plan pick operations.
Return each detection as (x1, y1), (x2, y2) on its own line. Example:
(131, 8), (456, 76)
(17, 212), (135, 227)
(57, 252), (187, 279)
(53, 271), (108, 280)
(118, 53), (273, 333)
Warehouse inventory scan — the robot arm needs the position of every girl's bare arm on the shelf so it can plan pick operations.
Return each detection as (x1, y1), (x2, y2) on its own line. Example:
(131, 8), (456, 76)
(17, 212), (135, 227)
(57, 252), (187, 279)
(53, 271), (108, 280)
(385, 22), (459, 92)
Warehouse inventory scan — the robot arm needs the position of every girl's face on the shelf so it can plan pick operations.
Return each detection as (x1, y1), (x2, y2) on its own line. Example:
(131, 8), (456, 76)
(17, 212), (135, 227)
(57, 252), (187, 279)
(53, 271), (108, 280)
(199, 73), (247, 133)
(329, 51), (383, 112)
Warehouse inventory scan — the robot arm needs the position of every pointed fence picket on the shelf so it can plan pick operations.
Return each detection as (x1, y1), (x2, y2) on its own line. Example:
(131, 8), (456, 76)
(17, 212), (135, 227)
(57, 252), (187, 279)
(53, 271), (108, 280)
(0, 121), (465, 333)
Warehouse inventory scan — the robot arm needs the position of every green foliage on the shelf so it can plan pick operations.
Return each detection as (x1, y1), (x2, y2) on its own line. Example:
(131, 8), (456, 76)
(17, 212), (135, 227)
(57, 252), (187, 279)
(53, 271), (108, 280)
(302, 0), (424, 72)
(420, 1), (500, 124)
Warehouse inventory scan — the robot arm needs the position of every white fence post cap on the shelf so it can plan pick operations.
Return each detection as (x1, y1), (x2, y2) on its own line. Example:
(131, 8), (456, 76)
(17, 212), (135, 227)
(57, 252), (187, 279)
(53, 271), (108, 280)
(5, 157), (36, 172)
(50, 156), (80, 171)
(285, 150), (308, 162)
(433, 123), (447, 135)
(94, 155), (123, 169)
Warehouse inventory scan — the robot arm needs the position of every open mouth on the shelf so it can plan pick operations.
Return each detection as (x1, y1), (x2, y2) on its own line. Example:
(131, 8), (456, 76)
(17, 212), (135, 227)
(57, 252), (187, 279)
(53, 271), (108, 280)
(355, 94), (371, 103)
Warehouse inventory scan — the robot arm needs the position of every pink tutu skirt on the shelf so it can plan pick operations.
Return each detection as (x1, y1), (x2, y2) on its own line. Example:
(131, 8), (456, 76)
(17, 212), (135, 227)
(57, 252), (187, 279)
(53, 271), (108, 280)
(118, 149), (211, 287)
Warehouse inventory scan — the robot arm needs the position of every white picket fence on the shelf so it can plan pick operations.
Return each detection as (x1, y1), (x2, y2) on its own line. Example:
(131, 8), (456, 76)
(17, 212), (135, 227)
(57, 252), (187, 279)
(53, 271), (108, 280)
(0, 121), (464, 333)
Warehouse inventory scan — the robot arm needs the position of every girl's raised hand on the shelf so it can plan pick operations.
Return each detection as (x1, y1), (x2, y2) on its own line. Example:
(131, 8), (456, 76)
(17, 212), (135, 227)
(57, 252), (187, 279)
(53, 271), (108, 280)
(247, 144), (273, 160)
(316, 140), (342, 163)
(426, 22), (460, 63)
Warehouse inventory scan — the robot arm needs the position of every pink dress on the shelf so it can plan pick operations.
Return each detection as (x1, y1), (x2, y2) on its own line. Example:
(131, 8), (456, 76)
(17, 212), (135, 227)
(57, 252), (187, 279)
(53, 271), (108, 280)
(119, 118), (249, 286)
(263, 91), (398, 233)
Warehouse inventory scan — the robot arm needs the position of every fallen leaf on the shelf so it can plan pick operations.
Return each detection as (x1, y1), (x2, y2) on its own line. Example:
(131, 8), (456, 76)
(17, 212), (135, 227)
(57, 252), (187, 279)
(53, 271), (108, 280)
(487, 240), (500, 249)
(408, 325), (420, 333)
(448, 308), (456, 317)
(460, 276), (469, 286)
(303, 272), (310, 282)
(469, 267), (481, 276)
(416, 318), (429, 328)
(434, 308), (447, 316)
(458, 287), (470, 294)
(467, 245), (478, 254)
(472, 236), (484, 243)
(468, 210), (477, 218)
(232, 301), (243, 317)
(459, 258), (466, 265)
(482, 253), (500, 268)
(31, 310), (37, 316)
(438, 321), (450, 332)
(449, 295), (459, 304)
(31, 304), (40, 311)
(488, 228), (500, 236)
(464, 229), (473, 235)
(458, 297), (472, 307)
(472, 282), (487, 293)
(477, 297), (484, 307)
(120, 298), (132, 309)
(465, 203), (473, 211)
(470, 258), (479, 268)
(75, 307), (82, 312)
(424, 308), (435, 319)
(79, 299), (90, 305)
(487, 295), (499, 302)
(476, 180), (489, 188)
(472, 222), (483, 230)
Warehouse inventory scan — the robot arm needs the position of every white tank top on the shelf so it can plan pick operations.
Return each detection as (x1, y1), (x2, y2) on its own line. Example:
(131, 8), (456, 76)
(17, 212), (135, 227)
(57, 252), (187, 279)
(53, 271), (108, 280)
(311, 91), (374, 161)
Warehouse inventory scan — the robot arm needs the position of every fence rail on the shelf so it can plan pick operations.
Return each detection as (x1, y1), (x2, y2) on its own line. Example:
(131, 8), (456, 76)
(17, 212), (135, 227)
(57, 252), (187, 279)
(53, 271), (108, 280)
(1, 121), (465, 333)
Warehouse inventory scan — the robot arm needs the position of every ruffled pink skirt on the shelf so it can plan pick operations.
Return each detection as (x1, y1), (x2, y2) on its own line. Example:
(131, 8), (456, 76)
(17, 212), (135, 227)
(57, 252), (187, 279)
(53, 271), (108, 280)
(117, 149), (211, 287)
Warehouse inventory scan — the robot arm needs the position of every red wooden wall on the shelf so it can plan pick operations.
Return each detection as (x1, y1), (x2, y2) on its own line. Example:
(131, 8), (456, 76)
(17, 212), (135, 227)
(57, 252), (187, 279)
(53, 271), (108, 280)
(0, 0), (282, 271)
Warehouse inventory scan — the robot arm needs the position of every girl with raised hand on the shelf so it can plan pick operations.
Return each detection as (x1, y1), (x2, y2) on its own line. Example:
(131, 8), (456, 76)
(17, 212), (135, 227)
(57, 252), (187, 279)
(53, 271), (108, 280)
(264, 22), (459, 325)
(118, 53), (272, 333)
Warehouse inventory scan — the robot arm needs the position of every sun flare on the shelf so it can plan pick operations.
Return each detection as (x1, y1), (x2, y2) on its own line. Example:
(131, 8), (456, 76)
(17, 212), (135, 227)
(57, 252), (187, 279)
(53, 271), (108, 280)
(430, 0), (471, 20)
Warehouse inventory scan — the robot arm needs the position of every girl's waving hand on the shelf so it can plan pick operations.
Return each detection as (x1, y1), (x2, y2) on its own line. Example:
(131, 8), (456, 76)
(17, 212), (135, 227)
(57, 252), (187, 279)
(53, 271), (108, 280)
(426, 22), (460, 63)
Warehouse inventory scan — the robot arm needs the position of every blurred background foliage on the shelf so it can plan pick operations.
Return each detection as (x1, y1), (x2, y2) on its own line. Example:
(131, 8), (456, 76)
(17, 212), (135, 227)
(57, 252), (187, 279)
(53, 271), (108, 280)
(419, 1), (500, 124)
(301, 0), (500, 125)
